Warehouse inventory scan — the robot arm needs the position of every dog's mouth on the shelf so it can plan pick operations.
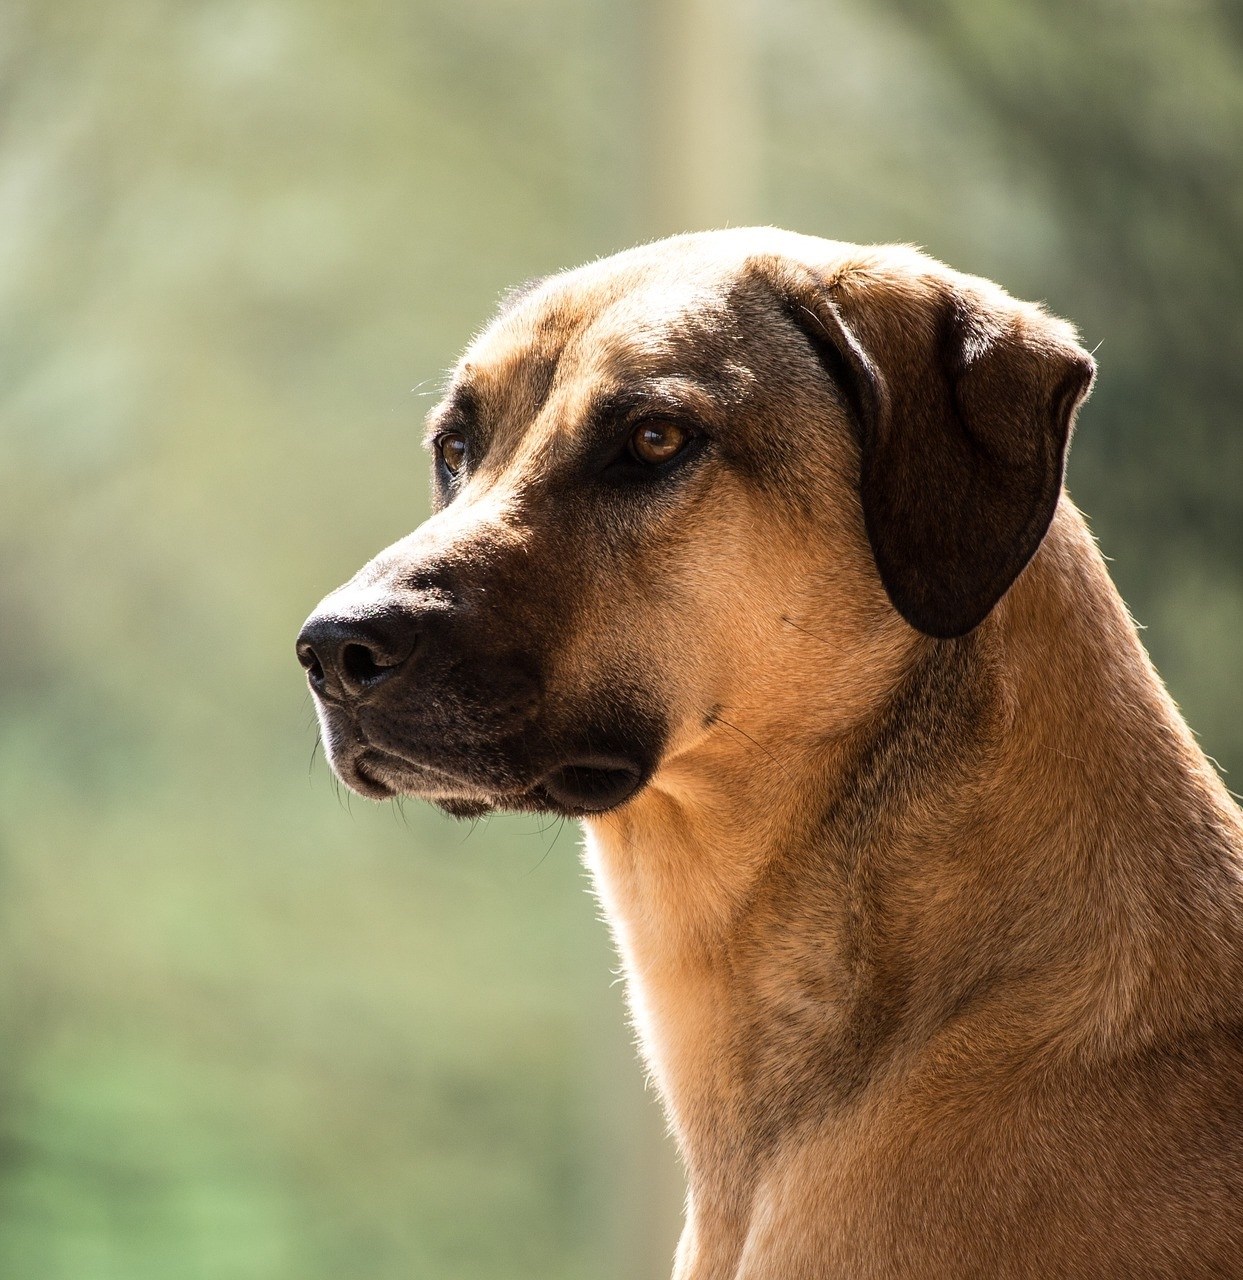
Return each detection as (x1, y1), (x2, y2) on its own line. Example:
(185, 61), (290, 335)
(310, 676), (664, 818)
(347, 747), (444, 801)
(333, 736), (650, 818)
(350, 752), (402, 799)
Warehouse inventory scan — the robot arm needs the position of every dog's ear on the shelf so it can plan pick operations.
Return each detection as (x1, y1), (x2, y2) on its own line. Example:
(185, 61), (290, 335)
(764, 255), (1095, 638)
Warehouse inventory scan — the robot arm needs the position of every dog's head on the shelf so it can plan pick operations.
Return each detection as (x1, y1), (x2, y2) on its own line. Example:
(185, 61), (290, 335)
(297, 230), (1094, 817)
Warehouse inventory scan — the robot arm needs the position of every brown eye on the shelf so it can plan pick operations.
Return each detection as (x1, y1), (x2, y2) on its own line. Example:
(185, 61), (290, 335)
(437, 432), (468, 476)
(629, 420), (688, 465)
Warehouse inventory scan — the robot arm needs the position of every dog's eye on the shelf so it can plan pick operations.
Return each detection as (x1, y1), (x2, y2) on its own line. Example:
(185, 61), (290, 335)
(629, 421), (688, 466)
(436, 432), (468, 476)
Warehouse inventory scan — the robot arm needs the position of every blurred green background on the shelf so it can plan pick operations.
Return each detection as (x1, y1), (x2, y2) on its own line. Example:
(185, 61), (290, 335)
(1, 1), (1241, 1276)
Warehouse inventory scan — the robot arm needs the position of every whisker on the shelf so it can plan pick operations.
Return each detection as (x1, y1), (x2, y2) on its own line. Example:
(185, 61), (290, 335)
(526, 815), (568, 875)
(781, 614), (845, 654)
(713, 713), (794, 782)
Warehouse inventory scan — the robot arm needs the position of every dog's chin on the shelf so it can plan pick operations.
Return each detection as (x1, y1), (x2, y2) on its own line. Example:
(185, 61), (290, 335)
(434, 796), (498, 820)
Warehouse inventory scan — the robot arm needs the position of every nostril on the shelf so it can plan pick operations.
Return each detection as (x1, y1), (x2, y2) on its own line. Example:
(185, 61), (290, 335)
(342, 642), (388, 687)
(296, 642), (326, 688)
(298, 608), (419, 697)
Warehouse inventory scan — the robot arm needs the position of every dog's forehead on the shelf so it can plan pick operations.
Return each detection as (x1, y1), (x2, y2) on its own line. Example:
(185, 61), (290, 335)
(427, 231), (949, 464)
(448, 230), (928, 387)
(432, 245), (773, 460)
(470, 253), (746, 390)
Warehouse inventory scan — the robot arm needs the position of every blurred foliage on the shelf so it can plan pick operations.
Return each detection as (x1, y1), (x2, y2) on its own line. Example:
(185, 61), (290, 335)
(0, 0), (1240, 1275)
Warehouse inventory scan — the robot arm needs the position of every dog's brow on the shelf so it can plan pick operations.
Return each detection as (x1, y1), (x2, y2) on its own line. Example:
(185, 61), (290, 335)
(554, 377), (723, 469)
(584, 377), (722, 430)
(423, 384), (478, 445)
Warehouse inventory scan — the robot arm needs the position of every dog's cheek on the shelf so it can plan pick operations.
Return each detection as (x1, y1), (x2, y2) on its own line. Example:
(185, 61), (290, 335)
(562, 505), (749, 742)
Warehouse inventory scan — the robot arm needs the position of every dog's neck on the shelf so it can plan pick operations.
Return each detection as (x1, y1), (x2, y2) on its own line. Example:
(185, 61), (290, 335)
(582, 501), (1243, 1258)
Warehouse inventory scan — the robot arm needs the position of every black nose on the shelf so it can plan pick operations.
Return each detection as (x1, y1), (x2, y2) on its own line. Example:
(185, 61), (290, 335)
(296, 609), (419, 699)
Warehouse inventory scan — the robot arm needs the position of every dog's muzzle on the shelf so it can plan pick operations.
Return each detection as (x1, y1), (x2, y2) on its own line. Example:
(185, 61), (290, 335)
(296, 590), (658, 817)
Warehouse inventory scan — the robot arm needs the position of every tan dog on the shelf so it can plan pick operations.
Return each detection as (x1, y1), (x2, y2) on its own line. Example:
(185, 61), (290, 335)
(297, 229), (1243, 1278)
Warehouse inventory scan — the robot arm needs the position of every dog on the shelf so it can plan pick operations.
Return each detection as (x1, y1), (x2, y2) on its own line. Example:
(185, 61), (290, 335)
(297, 228), (1243, 1278)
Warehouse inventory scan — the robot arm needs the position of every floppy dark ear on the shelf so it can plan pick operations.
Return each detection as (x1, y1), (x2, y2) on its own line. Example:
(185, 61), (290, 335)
(774, 259), (1095, 638)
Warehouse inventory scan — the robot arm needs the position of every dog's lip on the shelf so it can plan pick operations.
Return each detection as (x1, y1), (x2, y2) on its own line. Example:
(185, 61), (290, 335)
(349, 743), (511, 805)
(321, 706), (653, 814)
(349, 751), (401, 799)
(537, 754), (646, 814)
(348, 745), (464, 800)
